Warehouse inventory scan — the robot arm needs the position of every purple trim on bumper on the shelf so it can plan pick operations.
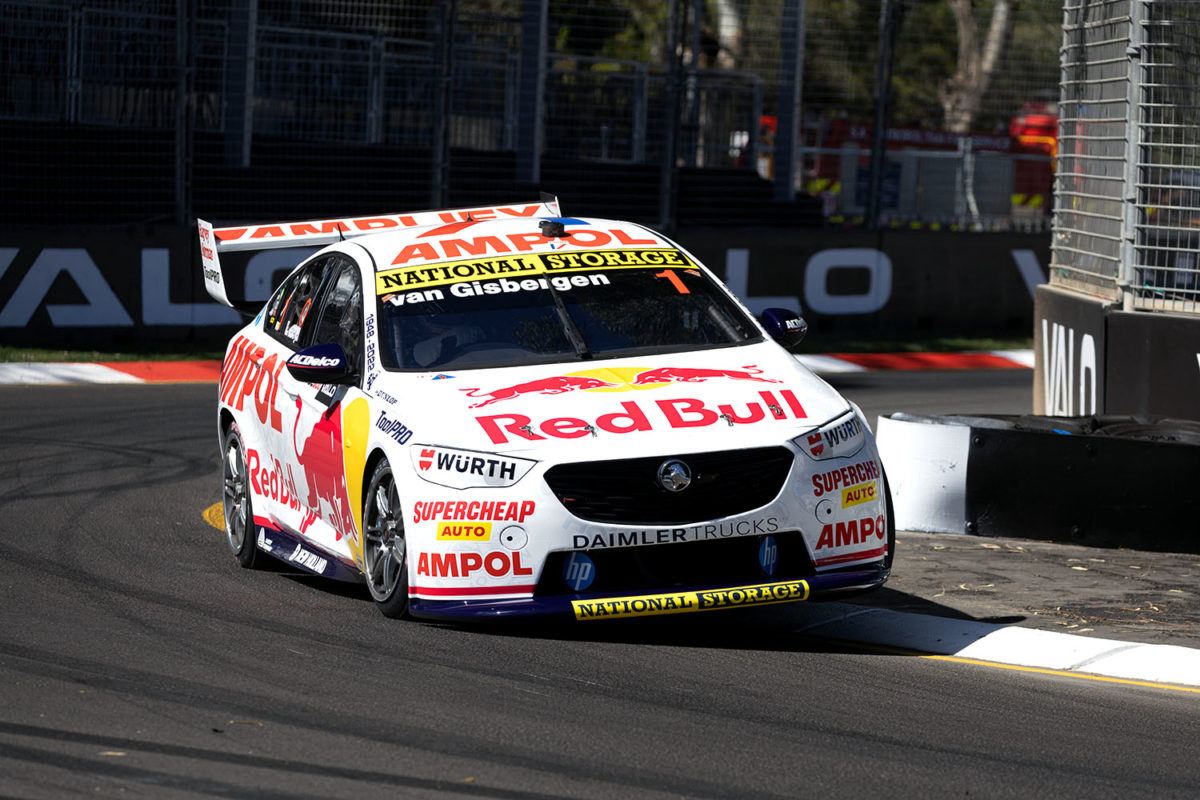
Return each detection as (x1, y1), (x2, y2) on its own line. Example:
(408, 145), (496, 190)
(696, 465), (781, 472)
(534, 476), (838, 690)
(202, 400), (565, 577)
(408, 567), (887, 621)
(252, 517), (362, 583)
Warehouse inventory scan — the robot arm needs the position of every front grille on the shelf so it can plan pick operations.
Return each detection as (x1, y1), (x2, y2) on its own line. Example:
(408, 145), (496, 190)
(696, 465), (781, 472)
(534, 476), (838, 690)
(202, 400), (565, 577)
(536, 531), (813, 597)
(543, 446), (794, 524)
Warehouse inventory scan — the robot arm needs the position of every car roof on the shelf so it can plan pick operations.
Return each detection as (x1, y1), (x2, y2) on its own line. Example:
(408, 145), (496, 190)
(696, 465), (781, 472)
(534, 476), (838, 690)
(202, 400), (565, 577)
(344, 216), (677, 273)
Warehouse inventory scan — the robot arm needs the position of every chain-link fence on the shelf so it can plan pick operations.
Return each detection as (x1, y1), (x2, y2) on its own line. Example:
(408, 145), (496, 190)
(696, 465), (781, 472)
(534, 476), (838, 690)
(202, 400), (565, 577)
(1053, 0), (1200, 314)
(1, 0), (1060, 230)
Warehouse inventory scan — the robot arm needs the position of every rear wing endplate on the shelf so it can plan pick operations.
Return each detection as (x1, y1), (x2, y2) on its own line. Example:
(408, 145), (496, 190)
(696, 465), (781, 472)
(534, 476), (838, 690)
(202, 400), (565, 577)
(198, 196), (561, 309)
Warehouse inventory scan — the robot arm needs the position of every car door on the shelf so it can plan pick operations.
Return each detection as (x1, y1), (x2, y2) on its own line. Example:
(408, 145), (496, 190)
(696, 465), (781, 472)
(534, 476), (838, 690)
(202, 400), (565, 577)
(224, 254), (330, 540)
(273, 254), (370, 568)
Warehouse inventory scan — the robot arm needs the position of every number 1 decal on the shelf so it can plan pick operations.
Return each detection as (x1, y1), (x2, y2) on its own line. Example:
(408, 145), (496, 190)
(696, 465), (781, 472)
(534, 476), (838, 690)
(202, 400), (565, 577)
(655, 270), (690, 294)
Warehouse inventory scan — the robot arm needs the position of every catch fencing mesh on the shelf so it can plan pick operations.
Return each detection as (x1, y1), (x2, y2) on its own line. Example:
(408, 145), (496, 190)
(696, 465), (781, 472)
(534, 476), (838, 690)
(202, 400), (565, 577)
(1, 0), (1059, 230)
(1053, 0), (1200, 313)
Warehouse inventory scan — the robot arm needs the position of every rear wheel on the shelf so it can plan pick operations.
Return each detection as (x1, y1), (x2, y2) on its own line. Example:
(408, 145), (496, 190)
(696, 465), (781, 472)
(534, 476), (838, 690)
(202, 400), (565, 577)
(222, 422), (264, 569)
(363, 459), (409, 618)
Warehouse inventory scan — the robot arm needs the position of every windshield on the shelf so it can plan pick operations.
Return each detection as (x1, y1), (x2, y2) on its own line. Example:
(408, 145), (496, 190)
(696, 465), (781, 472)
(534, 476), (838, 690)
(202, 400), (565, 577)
(375, 247), (761, 370)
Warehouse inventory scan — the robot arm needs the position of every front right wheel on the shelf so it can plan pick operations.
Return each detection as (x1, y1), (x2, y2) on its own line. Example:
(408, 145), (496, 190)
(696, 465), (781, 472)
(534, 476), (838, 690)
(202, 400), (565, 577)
(363, 459), (409, 618)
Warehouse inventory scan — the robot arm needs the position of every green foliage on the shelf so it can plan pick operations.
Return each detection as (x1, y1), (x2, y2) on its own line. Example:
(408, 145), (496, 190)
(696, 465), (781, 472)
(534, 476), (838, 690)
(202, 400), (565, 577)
(458, 0), (1061, 131)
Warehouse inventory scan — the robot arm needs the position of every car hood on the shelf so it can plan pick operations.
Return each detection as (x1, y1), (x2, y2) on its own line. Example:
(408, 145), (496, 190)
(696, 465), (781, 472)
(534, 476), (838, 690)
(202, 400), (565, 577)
(378, 342), (852, 460)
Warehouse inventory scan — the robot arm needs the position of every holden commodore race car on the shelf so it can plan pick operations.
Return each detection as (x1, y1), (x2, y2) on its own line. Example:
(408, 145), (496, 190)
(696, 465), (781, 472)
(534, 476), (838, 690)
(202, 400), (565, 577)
(199, 196), (893, 621)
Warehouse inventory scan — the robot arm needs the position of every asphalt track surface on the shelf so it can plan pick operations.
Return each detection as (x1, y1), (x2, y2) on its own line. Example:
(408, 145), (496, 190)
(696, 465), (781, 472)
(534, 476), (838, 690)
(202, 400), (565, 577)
(3, 371), (1200, 799)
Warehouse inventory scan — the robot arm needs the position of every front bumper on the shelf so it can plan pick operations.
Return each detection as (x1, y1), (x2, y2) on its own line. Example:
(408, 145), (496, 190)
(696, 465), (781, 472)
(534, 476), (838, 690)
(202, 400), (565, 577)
(408, 561), (889, 621)
(405, 438), (893, 619)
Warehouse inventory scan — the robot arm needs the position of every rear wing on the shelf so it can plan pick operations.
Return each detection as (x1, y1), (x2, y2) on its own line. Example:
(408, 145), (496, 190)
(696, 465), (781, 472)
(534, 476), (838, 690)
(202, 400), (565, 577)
(198, 196), (561, 309)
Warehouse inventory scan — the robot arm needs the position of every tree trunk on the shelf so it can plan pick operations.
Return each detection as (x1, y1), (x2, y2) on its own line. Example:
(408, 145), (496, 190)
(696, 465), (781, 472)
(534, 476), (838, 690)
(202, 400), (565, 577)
(711, 0), (743, 68)
(939, 0), (1016, 133)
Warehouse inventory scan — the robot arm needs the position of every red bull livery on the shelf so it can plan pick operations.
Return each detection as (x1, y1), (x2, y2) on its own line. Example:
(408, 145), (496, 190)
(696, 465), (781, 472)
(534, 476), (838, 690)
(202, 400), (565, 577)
(202, 197), (893, 622)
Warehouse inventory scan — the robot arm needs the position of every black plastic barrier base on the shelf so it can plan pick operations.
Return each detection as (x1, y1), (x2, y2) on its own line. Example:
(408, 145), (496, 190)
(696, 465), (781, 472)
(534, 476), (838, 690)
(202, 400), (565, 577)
(878, 413), (1200, 553)
(1034, 284), (1200, 421)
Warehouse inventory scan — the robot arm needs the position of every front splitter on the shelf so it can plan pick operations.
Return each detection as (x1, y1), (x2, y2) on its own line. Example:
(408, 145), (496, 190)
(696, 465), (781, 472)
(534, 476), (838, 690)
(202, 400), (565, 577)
(408, 568), (887, 622)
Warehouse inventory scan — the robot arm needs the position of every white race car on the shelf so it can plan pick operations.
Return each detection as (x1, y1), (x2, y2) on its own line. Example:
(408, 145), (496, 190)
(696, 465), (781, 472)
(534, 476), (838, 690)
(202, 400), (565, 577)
(199, 197), (892, 621)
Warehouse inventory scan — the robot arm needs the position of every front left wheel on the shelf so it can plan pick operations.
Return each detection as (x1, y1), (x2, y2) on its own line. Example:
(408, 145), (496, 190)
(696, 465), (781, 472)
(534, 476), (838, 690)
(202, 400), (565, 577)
(363, 459), (409, 618)
(222, 422), (265, 569)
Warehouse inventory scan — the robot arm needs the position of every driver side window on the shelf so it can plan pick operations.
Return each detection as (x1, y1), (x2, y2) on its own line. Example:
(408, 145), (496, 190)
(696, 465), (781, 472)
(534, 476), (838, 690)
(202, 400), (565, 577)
(265, 257), (334, 349)
(311, 261), (364, 379)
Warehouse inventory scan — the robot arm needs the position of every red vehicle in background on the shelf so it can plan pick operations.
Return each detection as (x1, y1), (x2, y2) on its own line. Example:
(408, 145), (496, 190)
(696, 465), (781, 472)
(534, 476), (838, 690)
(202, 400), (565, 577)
(787, 104), (1057, 222)
(1009, 101), (1058, 158)
(1008, 102), (1058, 216)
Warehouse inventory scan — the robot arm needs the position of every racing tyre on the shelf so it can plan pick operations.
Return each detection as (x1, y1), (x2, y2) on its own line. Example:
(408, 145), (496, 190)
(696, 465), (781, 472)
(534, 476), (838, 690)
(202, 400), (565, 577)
(222, 422), (264, 569)
(363, 459), (409, 618)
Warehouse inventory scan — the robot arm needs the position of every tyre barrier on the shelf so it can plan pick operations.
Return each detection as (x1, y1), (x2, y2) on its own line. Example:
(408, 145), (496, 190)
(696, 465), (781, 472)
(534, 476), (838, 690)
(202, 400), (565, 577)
(875, 412), (1200, 553)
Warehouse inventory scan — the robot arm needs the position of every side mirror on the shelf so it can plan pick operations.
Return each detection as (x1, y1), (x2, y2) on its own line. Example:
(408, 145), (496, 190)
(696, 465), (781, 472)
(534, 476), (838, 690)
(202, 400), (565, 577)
(286, 342), (356, 385)
(759, 308), (808, 352)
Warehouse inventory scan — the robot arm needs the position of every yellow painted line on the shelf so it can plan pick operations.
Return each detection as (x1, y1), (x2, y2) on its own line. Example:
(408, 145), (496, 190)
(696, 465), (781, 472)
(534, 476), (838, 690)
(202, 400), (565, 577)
(922, 654), (1200, 694)
(811, 637), (1200, 695)
(202, 502), (224, 530)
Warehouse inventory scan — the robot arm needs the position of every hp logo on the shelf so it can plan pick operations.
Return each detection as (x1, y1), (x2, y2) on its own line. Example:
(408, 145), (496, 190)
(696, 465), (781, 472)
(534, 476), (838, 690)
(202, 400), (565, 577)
(563, 552), (596, 591)
(758, 535), (778, 577)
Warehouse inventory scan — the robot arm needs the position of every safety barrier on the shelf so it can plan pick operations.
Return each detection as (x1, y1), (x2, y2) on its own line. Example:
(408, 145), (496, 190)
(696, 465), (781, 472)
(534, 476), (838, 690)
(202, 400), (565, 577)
(0, 225), (1048, 349)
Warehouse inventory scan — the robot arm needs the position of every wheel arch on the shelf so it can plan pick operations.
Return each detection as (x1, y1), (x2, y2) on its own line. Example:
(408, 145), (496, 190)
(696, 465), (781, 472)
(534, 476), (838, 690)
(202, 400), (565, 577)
(362, 446), (390, 511)
(219, 407), (235, 440)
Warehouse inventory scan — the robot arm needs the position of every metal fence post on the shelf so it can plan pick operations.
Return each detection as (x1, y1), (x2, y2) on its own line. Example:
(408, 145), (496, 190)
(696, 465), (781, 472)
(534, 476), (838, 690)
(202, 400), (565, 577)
(632, 64), (647, 164)
(750, 78), (762, 181)
(503, 52), (518, 151)
(223, 0), (256, 168)
(682, 0), (702, 168)
(866, 0), (902, 230)
(1120, 0), (1145, 312)
(774, 0), (805, 202)
(659, 0), (683, 232)
(175, 0), (195, 225)
(516, 0), (547, 185)
(429, 0), (455, 208)
(367, 32), (384, 145)
(66, 5), (82, 123)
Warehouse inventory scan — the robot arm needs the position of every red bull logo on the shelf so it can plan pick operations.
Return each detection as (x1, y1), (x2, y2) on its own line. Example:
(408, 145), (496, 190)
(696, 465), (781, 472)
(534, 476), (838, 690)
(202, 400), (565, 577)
(629, 366), (779, 385)
(476, 390), (808, 444)
(292, 398), (356, 543)
(461, 365), (779, 408)
(462, 375), (619, 408)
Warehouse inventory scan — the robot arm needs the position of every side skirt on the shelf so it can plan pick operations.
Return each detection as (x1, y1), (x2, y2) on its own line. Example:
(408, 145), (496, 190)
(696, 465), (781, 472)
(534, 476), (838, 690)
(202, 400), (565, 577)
(252, 515), (363, 583)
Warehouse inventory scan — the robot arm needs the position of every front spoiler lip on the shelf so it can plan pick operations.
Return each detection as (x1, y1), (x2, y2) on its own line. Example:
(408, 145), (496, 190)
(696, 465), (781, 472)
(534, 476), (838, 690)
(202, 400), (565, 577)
(407, 567), (888, 621)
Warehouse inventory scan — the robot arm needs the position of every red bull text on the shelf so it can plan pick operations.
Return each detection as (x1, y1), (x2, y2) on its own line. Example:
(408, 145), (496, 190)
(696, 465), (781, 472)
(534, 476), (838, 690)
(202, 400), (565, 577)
(476, 391), (808, 444)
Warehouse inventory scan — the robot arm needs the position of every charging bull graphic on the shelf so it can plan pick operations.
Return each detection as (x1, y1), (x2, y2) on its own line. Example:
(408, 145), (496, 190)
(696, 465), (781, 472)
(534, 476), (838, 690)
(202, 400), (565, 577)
(462, 365), (780, 408)
(461, 375), (619, 408)
(292, 397), (356, 542)
(630, 366), (780, 385)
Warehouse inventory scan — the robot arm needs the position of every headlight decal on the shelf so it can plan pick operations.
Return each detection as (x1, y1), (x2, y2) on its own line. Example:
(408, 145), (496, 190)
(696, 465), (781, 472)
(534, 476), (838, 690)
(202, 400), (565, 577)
(411, 444), (536, 489)
(793, 410), (866, 460)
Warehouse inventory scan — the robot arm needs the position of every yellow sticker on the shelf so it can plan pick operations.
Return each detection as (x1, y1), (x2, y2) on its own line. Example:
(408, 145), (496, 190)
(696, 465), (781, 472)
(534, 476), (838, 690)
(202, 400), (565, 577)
(435, 521), (493, 542)
(841, 480), (878, 508)
(571, 579), (810, 620)
(375, 249), (693, 295)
